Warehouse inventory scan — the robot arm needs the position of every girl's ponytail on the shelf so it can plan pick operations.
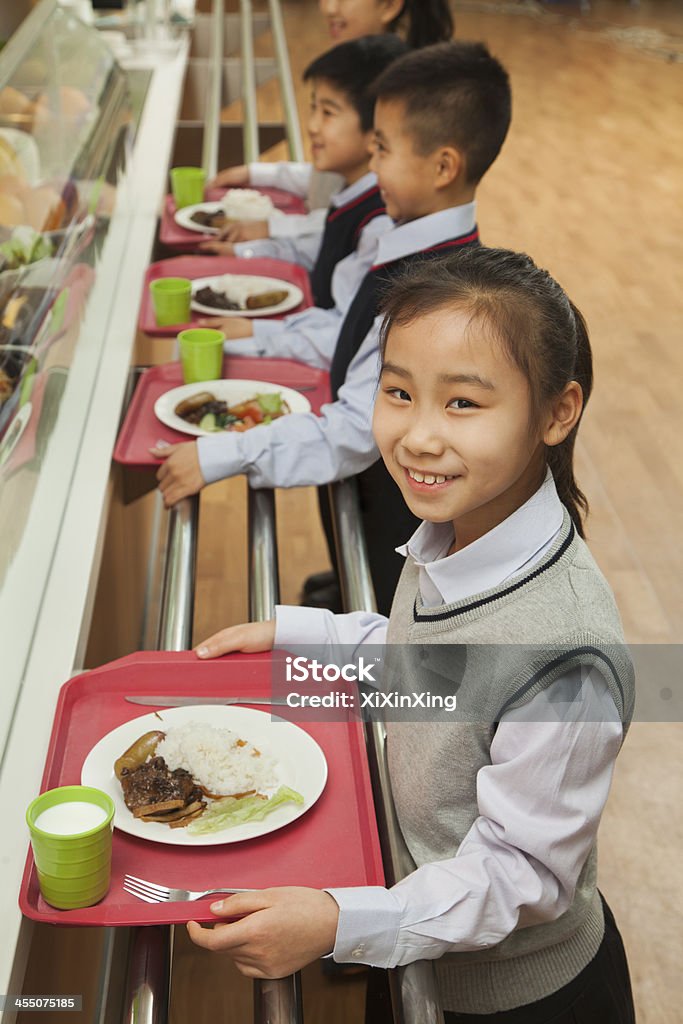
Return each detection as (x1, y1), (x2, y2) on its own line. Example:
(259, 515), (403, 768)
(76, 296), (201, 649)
(394, 0), (454, 49)
(546, 300), (592, 539)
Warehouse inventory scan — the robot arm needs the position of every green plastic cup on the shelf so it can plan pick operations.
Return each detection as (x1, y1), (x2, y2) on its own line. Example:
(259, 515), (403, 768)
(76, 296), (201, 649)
(178, 328), (226, 384)
(149, 277), (192, 327)
(26, 786), (115, 910)
(171, 166), (206, 209)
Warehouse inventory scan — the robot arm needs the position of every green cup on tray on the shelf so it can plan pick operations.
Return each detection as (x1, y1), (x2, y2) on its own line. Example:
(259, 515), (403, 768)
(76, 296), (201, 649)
(170, 166), (205, 209)
(149, 277), (192, 327)
(26, 785), (115, 910)
(178, 328), (226, 384)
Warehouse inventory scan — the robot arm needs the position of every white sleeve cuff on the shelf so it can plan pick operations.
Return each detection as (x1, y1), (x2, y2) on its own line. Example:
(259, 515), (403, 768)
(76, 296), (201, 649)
(325, 886), (402, 967)
(196, 433), (241, 485)
(274, 605), (338, 649)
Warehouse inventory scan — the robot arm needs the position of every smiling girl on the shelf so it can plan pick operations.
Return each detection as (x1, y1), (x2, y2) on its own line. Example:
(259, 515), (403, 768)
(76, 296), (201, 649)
(190, 248), (636, 1023)
(320, 0), (453, 48)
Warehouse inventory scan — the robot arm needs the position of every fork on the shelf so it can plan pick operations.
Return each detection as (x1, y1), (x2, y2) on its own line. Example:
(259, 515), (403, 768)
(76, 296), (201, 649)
(124, 873), (254, 904)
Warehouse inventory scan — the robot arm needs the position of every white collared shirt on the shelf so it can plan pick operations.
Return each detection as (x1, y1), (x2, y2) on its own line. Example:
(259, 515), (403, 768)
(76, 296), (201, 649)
(197, 204), (477, 488)
(235, 171), (391, 274)
(273, 473), (623, 968)
(400, 469), (564, 607)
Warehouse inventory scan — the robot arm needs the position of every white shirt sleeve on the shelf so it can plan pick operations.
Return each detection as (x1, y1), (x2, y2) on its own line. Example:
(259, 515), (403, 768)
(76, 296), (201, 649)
(268, 207), (327, 243)
(274, 604), (388, 655)
(326, 667), (623, 967)
(232, 232), (322, 271)
(197, 318), (384, 488)
(248, 161), (312, 198)
(224, 306), (344, 368)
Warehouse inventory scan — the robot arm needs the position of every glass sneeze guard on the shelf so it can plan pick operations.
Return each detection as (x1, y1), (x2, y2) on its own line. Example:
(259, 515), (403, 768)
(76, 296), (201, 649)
(0, 0), (135, 762)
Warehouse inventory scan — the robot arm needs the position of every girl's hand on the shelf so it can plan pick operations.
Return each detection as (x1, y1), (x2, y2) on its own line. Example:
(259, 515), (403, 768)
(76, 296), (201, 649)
(186, 888), (339, 978)
(195, 620), (275, 658)
(218, 220), (269, 243)
(206, 164), (249, 189)
(150, 442), (205, 507)
(195, 315), (254, 339)
(198, 238), (236, 257)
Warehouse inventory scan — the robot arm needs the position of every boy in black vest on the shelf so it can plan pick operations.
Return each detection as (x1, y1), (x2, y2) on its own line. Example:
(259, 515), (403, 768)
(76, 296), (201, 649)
(199, 35), (405, 310)
(153, 42), (512, 615)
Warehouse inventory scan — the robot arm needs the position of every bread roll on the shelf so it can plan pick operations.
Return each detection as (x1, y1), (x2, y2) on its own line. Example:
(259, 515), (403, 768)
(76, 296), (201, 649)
(0, 192), (24, 227)
(0, 86), (33, 118)
(22, 186), (61, 231)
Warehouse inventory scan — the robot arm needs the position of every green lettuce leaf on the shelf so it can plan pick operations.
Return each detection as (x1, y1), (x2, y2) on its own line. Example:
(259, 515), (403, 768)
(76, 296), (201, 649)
(257, 392), (283, 415)
(187, 785), (304, 835)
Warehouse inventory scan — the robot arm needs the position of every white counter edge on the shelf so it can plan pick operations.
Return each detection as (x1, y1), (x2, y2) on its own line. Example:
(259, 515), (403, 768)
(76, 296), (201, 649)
(0, 37), (189, 999)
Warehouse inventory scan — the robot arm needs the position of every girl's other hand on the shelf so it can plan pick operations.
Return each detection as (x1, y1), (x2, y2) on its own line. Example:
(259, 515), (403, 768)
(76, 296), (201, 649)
(186, 887), (339, 978)
(206, 164), (249, 189)
(195, 620), (276, 658)
(195, 315), (254, 339)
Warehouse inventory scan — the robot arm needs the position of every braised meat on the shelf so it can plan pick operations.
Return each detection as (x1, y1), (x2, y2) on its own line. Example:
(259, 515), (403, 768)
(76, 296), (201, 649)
(119, 756), (204, 818)
(194, 285), (239, 310)
(189, 208), (228, 230)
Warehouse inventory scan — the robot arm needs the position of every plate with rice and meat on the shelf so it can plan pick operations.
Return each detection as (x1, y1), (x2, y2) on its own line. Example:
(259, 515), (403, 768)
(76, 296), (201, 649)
(81, 706), (328, 846)
(190, 274), (303, 317)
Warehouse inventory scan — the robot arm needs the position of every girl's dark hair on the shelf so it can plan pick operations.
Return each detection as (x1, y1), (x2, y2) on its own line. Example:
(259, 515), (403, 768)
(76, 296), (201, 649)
(378, 247), (593, 536)
(391, 0), (454, 49)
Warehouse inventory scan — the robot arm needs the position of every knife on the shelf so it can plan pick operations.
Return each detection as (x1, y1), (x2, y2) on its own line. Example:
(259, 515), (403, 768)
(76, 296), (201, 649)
(125, 695), (290, 707)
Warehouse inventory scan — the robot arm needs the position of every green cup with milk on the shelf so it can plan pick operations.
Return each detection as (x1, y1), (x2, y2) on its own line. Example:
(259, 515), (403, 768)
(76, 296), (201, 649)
(26, 786), (115, 909)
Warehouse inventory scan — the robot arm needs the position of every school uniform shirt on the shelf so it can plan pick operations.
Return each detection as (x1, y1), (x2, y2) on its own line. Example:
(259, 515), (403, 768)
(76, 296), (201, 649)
(197, 203), (477, 489)
(246, 161), (343, 256)
(234, 173), (392, 303)
(273, 471), (623, 968)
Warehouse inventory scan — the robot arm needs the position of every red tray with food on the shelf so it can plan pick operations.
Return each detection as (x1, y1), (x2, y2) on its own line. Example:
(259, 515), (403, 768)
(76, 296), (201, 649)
(138, 255), (312, 336)
(113, 355), (330, 470)
(19, 651), (384, 927)
(159, 186), (307, 250)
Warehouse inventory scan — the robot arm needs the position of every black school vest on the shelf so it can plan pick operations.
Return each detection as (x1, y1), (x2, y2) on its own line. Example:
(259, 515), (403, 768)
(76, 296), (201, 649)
(330, 228), (480, 397)
(328, 227), (481, 615)
(309, 185), (386, 310)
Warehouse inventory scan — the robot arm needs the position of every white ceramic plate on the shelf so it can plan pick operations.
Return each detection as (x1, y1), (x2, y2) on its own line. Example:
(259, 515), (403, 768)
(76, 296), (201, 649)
(153, 378), (312, 437)
(174, 202), (228, 235)
(190, 274), (303, 318)
(81, 705), (328, 847)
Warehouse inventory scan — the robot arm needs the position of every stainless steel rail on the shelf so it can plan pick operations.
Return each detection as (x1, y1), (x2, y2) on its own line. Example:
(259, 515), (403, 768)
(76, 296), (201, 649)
(240, 0), (260, 163)
(329, 479), (445, 1024)
(247, 486), (302, 1023)
(201, 0), (224, 180)
(267, 0), (305, 162)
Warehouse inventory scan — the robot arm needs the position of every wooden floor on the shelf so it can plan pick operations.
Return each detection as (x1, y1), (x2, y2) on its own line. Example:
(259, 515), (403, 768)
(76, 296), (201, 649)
(192, 3), (683, 1023)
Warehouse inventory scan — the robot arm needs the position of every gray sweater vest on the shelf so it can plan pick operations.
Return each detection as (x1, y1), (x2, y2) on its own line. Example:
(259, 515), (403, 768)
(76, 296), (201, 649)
(384, 510), (634, 1013)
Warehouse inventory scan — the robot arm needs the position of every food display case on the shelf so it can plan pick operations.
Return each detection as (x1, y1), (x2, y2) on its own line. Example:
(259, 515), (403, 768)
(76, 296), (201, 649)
(0, 0), (190, 1008)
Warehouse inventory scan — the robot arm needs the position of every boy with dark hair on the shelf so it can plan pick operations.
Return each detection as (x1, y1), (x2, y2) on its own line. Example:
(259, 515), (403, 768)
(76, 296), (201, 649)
(153, 41), (512, 615)
(201, 34), (406, 310)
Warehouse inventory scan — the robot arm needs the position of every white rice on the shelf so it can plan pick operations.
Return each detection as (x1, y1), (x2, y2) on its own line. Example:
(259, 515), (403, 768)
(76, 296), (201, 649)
(220, 188), (274, 221)
(155, 722), (280, 797)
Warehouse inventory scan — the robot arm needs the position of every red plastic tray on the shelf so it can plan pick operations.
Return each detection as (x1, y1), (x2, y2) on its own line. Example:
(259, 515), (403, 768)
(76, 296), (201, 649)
(113, 356), (331, 469)
(19, 652), (384, 927)
(138, 256), (313, 336)
(160, 187), (307, 251)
